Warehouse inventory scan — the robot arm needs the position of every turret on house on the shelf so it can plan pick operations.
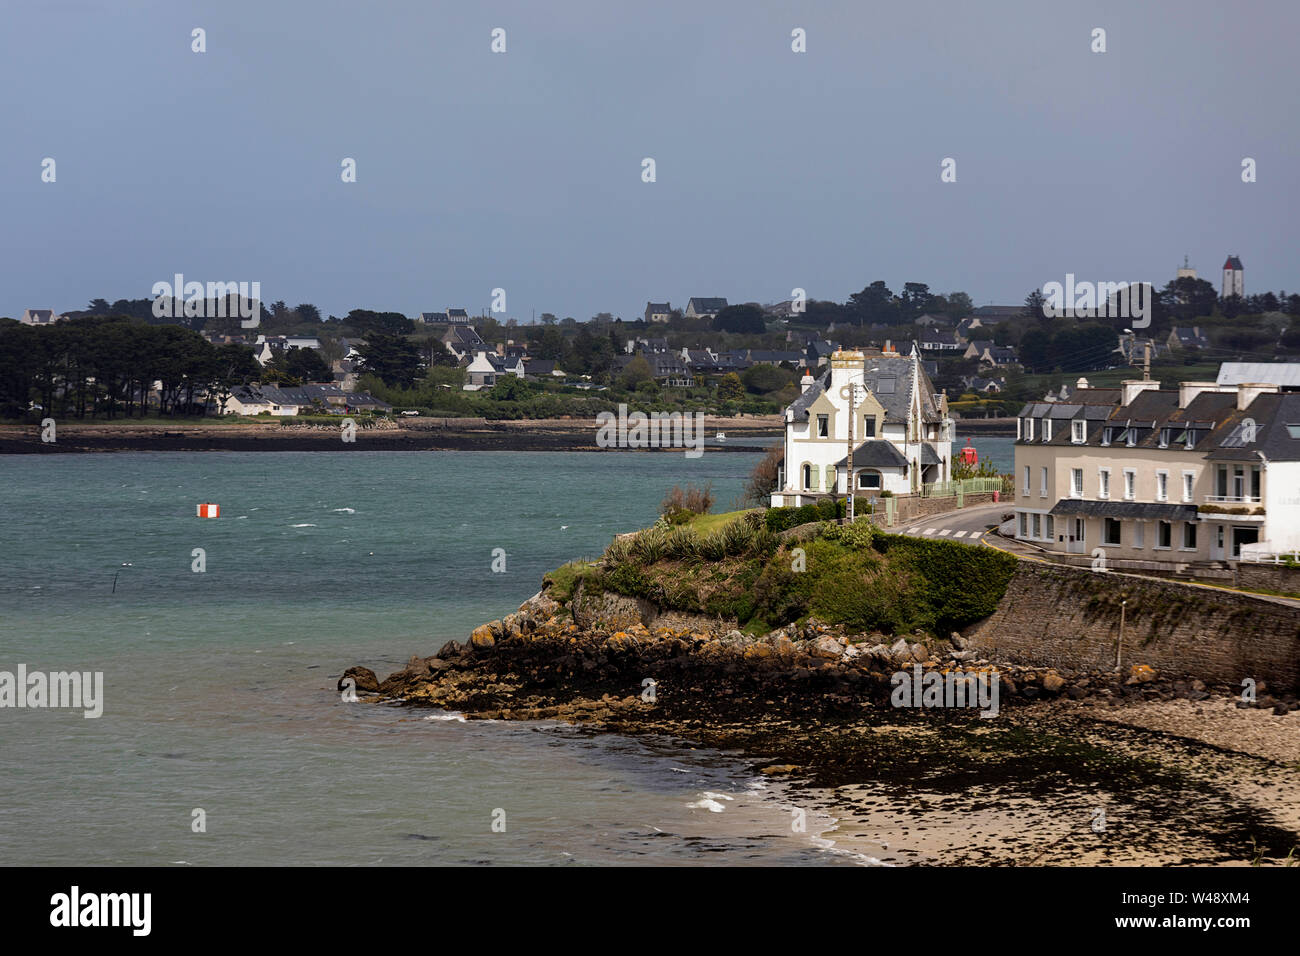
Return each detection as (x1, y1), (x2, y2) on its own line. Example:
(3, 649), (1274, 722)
(771, 343), (953, 505)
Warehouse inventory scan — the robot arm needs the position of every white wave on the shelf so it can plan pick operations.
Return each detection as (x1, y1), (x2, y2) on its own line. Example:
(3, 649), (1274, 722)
(423, 712), (467, 722)
(332, 508), (356, 513)
(687, 797), (728, 813)
(291, 523), (317, 528)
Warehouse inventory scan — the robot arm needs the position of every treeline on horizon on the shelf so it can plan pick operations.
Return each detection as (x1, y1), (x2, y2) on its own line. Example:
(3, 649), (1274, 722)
(0, 316), (265, 418)
(6, 276), (1299, 419)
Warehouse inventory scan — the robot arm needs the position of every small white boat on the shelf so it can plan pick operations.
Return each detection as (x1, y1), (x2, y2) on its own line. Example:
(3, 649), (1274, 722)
(715, 432), (726, 442)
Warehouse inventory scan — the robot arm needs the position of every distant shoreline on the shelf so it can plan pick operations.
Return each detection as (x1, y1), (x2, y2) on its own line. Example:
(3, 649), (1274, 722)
(0, 416), (786, 454)
(0, 414), (1014, 454)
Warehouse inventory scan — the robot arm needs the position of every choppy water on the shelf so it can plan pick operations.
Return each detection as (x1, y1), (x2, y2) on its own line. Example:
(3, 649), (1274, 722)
(0, 437), (1014, 866)
(0, 449), (853, 864)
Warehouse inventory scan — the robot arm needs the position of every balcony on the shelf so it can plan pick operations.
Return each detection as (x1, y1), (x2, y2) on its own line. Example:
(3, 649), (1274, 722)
(1203, 495), (1261, 505)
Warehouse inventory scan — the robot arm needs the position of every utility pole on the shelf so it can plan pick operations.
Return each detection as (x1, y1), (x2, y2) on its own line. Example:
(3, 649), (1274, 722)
(1143, 341), (1151, 381)
(839, 382), (861, 523)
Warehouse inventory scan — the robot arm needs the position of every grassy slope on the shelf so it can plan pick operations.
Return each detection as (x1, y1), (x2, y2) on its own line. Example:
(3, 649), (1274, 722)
(549, 515), (1020, 640)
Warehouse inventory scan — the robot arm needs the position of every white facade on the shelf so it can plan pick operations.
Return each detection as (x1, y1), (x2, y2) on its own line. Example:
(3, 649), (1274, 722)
(1262, 460), (1300, 552)
(224, 394), (298, 416)
(771, 347), (953, 507)
(463, 351), (525, 391)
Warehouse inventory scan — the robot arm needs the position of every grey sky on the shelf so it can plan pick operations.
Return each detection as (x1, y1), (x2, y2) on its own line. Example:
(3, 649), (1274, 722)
(2, 0), (1295, 323)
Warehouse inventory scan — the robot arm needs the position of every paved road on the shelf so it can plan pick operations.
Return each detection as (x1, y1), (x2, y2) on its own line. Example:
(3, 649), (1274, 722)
(892, 500), (1300, 609)
(894, 501), (1012, 545)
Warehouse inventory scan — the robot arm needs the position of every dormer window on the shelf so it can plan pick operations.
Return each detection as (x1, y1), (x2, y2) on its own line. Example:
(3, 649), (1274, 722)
(1158, 427), (1170, 448)
(1071, 420), (1085, 444)
(1042, 419), (1053, 441)
(1125, 428), (1137, 447)
(1101, 427), (1113, 446)
(1024, 418), (1035, 441)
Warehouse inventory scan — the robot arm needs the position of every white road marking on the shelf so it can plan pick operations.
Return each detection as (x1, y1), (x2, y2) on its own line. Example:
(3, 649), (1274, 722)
(923, 527), (937, 535)
(939, 529), (952, 536)
(953, 530), (967, 538)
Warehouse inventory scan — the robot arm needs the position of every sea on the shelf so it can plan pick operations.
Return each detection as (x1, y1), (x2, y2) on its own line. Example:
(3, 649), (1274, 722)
(0, 436), (1014, 866)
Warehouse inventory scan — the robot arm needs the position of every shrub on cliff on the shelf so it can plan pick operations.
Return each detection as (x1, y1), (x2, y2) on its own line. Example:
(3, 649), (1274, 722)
(871, 535), (1019, 633)
(661, 482), (715, 523)
(586, 514), (1018, 639)
(765, 504), (826, 533)
(744, 442), (784, 504)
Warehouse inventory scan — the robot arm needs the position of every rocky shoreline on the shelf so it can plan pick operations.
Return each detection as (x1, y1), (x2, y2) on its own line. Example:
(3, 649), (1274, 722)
(345, 582), (1300, 726)
(342, 579), (1300, 864)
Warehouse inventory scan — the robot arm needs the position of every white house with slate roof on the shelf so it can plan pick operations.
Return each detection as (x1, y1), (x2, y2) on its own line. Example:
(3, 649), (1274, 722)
(771, 344), (954, 505)
(463, 350), (525, 390)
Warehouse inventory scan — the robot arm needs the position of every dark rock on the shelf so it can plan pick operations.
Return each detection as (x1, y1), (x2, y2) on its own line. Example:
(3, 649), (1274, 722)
(338, 666), (379, 693)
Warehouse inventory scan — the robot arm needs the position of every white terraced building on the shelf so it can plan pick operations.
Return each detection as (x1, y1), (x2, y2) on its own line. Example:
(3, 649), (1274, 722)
(771, 344), (954, 505)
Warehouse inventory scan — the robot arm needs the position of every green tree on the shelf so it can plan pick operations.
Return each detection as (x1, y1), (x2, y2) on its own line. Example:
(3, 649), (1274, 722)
(718, 371), (745, 400)
(358, 332), (421, 388)
(619, 355), (655, 390)
(284, 347), (332, 382)
(899, 282), (933, 322)
(848, 281), (897, 326)
(346, 310), (414, 336)
(943, 291), (973, 319)
(742, 363), (791, 394)
(712, 304), (767, 335)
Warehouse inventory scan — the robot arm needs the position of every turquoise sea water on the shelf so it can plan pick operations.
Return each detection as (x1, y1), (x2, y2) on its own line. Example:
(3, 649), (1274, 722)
(0, 436), (1011, 866)
(0, 449), (843, 865)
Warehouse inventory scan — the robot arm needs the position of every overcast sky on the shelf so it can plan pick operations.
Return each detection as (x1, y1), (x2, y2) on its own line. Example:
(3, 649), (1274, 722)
(1, 0), (1295, 323)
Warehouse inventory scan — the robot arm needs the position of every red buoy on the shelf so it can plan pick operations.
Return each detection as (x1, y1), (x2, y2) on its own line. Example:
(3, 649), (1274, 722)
(196, 503), (220, 518)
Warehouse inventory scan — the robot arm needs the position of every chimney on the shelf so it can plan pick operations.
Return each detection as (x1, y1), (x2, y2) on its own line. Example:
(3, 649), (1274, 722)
(1120, 379), (1159, 405)
(800, 371), (814, 394)
(1237, 382), (1279, 411)
(1076, 376), (1089, 390)
(829, 349), (865, 393)
(1178, 381), (1227, 408)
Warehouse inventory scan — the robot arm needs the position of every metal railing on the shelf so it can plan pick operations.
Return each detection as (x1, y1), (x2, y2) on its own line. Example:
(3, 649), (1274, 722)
(1239, 549), (1299, 565)
(922, 477), (1005, 498)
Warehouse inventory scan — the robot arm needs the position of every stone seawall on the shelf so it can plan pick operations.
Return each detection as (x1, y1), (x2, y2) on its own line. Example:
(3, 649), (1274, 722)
(1234, 563), (1300, 597)
(970, 562), (1300, 690)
